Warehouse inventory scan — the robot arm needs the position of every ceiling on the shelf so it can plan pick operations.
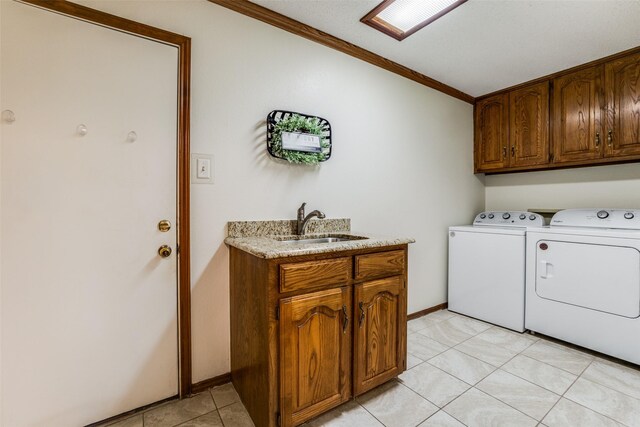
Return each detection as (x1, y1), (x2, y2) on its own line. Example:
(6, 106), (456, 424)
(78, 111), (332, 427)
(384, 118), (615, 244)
(250, 0), (640, 98)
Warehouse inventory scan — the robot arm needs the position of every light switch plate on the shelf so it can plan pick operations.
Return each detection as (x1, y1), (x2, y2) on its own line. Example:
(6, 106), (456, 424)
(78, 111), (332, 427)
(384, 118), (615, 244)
(191, 153), (214, 184)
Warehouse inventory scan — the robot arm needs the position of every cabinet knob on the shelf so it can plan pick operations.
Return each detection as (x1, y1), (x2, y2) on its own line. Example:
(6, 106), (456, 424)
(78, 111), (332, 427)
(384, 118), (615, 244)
(502, 146), (507, 158)
(607, 129), (613, 146)
(595, 132), (600, 147)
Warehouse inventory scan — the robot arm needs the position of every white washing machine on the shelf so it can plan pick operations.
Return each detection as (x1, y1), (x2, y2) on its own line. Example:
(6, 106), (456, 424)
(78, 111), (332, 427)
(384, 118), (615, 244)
(526, 209), (640, 364)
(449, 211), (545, 332)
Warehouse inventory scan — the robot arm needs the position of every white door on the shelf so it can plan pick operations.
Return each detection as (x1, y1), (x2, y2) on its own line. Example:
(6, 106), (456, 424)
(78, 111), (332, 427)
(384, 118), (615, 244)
(448, 228), (526, 332)
(535, 238), (640, 318)
(1, 2), (179, 426)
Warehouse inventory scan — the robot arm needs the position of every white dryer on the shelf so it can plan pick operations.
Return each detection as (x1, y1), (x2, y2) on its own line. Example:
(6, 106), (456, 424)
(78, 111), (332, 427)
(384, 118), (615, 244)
(526, 209), (640, 364)
(449, 211), (545, 332)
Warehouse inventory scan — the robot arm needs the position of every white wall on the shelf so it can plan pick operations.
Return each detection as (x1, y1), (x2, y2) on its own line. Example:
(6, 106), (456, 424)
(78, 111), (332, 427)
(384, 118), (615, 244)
(17, 0), (482, 385)
(0, 0), (3, 421)
(485, 163), (640, 211)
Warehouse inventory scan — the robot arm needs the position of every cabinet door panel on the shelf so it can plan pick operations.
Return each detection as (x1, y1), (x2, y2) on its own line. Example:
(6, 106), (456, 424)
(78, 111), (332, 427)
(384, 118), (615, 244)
(510, 82), (550, 167)
(354, 276), (406, 395)
(475, 93), (509, 171)
(280, 287), (351, 426)
(605, 52), (640, 158)
(552, 66), (603, 163)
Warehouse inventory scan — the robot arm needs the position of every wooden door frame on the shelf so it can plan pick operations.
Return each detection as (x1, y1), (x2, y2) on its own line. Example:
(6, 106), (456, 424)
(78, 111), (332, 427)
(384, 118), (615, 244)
(17, 0), (193, 397)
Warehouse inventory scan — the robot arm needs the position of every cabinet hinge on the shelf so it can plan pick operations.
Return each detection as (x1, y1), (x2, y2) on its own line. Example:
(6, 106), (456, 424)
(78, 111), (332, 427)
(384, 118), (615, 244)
(275, 305), (280, 321)
(276, 412), (281, 427)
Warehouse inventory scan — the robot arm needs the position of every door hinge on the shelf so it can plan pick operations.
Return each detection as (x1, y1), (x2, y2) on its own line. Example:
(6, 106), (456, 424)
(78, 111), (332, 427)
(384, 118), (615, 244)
(275, 305), (280, 321)
(276, 412), (281, 427)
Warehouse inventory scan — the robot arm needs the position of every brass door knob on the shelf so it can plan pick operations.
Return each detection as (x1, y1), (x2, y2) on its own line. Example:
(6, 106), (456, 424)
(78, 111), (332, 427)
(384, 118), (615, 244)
(158, 245), (172, 258)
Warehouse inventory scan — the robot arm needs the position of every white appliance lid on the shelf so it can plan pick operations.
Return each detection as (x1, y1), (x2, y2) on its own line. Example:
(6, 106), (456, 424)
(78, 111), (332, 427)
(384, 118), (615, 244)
(449, 225), (526, 236)
(472, 211), (545, 228)
(551, 209), (640, 230)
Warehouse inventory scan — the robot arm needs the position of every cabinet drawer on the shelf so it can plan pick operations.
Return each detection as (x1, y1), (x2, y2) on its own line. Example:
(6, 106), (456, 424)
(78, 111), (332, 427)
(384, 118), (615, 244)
(280, 257), (351, 293)
(355, 250), (405, 280)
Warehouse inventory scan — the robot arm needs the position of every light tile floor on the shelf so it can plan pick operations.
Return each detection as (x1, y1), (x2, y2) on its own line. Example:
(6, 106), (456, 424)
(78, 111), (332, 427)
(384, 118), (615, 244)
(104, 310), (640, 427)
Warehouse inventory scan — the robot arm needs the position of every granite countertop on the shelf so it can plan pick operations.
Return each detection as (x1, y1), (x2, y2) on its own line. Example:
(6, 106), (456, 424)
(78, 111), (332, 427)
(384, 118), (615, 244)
(224, 219), (415, 259)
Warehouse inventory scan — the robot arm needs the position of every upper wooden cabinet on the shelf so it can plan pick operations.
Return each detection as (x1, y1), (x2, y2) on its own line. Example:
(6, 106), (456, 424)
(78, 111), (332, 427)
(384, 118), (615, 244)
(510, 82), (550, 167)
(552, 66), (604, 163)
(474, 47), (640, 173)
(475, 83), (550, 172)
(605, 51), (640, 158)
(475, 93), (509, 171)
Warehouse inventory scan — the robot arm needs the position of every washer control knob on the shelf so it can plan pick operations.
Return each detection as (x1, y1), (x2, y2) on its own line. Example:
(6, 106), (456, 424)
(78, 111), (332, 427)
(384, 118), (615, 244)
(597, 210), (609, 219)
(529, 215), (536, 220)
(488, 213), (494, 219)
(480, 213), (486, 219)
(502, 213), (511, 220)
(519, 214), (526, 220)
(624, 212), (635, 220)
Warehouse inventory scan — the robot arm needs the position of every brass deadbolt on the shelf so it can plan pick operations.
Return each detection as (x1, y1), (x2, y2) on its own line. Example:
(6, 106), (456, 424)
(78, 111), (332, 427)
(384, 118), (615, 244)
(158, 220), (171, 232)
(158, 245), (172, 258)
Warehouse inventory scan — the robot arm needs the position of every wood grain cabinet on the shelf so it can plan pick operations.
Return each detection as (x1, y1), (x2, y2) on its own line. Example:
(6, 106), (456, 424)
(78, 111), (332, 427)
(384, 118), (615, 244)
(509, 82), (550, 167)
(474, 93), (510, 171)
(552, 66), (604, 163)
(229, 245), (408, 427)
(353, 276), (405, 395)
(475, 47), (640, 173)
(279, 287), (352, 426)
(475, 83), (550, 173)
(604, 51), (640, 158)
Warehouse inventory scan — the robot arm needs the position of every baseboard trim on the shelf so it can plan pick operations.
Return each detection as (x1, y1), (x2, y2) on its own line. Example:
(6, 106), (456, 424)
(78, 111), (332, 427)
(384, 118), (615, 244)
(191, 372), (232, 394)
(408, 302), (448, 321)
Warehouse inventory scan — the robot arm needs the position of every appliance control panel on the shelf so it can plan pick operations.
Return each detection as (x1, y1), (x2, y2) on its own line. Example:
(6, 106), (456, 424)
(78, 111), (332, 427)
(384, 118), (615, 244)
(551, 209), (640, 229)
(473, 211), (545, 227)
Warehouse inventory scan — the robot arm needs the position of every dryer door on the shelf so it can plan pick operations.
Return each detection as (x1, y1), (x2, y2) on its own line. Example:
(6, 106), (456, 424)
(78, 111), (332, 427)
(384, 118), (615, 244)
(535, 239), (640, 318)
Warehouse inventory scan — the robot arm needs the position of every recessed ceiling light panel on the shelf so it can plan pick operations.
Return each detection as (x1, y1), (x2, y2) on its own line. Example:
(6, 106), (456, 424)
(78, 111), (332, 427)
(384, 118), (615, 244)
(361, 0), (468, 41)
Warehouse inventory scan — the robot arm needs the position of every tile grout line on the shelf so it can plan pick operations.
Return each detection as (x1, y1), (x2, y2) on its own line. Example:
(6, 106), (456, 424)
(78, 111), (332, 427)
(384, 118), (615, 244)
(415, 319), (560, 423)
(530, 356), (634, 427)
(409, 311), (635, 427)
(576, 365), (640, 403)
(561, 361), (635, 427)
(498, 353), (585, 395)
(422, 408), (470, 427)
(536, 358), (590, 425)
(522, 340), (595, 376)
(438, 390), (471, 427)
(468, 386), (539, 424)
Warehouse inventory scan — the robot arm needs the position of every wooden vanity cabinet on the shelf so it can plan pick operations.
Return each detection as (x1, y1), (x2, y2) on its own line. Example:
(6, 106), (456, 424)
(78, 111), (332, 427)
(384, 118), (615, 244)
(229, 245), (408, 427)
(353, 276), (405, 395)
(279, 287), (352, 426)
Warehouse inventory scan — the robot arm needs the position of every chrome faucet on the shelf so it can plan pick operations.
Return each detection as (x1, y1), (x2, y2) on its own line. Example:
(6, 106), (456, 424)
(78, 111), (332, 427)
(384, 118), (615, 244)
(297, 202), (326, 235)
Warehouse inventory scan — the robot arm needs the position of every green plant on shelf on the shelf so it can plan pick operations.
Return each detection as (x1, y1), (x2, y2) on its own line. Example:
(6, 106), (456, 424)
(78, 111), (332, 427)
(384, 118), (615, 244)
(270, 114), (330, 164)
